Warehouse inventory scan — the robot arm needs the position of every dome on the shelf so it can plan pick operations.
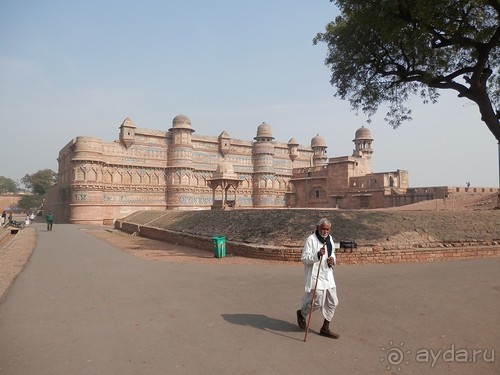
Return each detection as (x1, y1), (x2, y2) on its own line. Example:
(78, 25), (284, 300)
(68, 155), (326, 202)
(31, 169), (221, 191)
(287, 137), (299, 146)
(311, 134), (327, 147)
(216, 161), (234, 175)
(354, 126), (372, 140)
(170, 114), (193, 131)
(255, 122), (274, 139)
(212, 160), (239, 180)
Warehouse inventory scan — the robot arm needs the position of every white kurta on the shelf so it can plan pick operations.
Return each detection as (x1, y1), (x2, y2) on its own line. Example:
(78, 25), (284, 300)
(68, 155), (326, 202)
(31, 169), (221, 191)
(300, 233), (338, 292)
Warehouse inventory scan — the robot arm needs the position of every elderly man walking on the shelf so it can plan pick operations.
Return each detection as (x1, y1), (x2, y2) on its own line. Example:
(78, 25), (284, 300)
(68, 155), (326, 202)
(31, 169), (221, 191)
(296, 218), (340, 339)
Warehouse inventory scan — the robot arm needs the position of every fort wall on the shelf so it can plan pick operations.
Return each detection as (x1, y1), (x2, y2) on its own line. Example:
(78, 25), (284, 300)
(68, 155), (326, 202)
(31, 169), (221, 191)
(44, 114), (494, 224)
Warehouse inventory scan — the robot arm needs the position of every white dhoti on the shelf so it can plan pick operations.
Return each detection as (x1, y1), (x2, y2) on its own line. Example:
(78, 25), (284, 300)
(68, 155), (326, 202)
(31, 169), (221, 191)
(299, 287), (338, 322)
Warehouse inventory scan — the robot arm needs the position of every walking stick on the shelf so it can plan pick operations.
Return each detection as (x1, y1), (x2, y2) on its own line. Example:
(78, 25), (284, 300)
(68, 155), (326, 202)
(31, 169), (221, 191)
(303, 247), (324, 342)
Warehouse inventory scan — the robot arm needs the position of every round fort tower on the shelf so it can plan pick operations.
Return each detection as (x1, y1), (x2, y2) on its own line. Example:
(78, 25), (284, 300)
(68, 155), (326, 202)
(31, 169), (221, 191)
(252, 122), (277, 207)
(69, 136), (105, 224)
(166, 114), (195, 209)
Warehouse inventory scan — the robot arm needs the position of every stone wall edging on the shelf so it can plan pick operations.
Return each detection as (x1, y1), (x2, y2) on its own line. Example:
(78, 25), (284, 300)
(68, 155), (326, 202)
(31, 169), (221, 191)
(0, 228), (11, 243)
(115, 220), (500, 264)
(336, 246), (500, 265)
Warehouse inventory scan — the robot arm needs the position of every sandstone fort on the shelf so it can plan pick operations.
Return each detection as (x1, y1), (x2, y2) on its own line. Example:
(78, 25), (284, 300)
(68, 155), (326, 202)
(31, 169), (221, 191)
(43, 114), (496, 225)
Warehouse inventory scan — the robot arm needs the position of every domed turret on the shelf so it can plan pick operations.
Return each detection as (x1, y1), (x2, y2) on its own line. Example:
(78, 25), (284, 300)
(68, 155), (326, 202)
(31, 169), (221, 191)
(167, 114), (194, 169)
(352, 125), (373, 158)
(311, 134), (327, 147)
(254, 122), (274, 141)
(213, 160), (238, 180)
(311, 134), (327, 166)
(253, 121), (275, 157)
(208, 160), (241, 210)
(252, 122), (276, 206)
(354, 126), (372, 140)
(169, 114), (194, 132)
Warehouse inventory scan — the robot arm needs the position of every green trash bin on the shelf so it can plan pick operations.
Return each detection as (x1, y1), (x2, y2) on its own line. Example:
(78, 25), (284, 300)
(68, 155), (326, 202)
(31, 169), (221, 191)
(211, 236), (226, 258)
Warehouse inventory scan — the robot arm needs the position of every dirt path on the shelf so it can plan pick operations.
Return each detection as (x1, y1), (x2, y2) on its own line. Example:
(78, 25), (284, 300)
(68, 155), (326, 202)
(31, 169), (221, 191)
(86, 227), (295, 266)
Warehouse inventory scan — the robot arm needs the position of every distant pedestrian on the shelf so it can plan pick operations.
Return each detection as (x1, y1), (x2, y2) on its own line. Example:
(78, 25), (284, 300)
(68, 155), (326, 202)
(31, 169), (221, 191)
(46, 211), (54, 231)
(466, 181), (470, 189)
(25, 214), (30, 227)
(1, 211), (6, 226)
(30, 212), (35, 222)
(8, 212), (13, 223)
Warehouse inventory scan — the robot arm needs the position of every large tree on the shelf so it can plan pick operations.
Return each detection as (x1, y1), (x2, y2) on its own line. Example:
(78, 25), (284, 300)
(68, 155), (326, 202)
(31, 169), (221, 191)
(17, 194), (44, 212)
(314, 0), (500, 201)
(0, 176), (18, 194)
(21, 169), (58, 196)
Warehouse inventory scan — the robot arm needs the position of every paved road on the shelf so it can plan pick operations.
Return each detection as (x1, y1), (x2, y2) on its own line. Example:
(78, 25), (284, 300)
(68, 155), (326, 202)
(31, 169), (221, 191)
(0, 222), (499, 375)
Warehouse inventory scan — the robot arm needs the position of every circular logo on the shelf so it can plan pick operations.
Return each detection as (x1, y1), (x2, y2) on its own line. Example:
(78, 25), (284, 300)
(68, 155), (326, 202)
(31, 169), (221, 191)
(380, 340), (411, 371)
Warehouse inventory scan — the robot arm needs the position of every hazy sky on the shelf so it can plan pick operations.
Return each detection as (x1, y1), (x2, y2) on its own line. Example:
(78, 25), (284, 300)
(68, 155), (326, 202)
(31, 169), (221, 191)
(1, 0), (498, 188)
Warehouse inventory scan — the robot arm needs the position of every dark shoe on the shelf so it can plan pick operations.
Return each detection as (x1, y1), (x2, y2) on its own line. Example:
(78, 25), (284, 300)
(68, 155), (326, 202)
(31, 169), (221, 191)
(319, 319), (340, 339)
(296, 310), (306, 330)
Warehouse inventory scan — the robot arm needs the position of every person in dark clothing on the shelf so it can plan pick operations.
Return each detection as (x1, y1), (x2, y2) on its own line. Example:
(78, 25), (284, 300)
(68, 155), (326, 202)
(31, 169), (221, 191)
(46, 211), (54, 231)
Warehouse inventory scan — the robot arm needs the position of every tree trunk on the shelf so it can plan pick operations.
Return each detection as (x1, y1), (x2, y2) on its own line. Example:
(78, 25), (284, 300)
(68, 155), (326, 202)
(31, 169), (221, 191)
(497, 142), (500, 209)
(472, 95), (499, 209)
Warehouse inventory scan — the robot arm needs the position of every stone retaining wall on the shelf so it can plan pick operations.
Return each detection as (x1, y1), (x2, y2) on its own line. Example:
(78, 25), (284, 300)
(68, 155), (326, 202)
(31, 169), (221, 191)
(336, 246), (500, 265)
(0, 228), (10, 243)
(116, 220), (500, 264)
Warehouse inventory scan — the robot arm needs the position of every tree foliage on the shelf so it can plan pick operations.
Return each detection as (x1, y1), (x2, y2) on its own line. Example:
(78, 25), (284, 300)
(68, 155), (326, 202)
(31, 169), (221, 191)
(314, 0), (500, 140)
(17, 194), (44, 212)
(0, 176), (18, 194)
(21, 169), (58, 196)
